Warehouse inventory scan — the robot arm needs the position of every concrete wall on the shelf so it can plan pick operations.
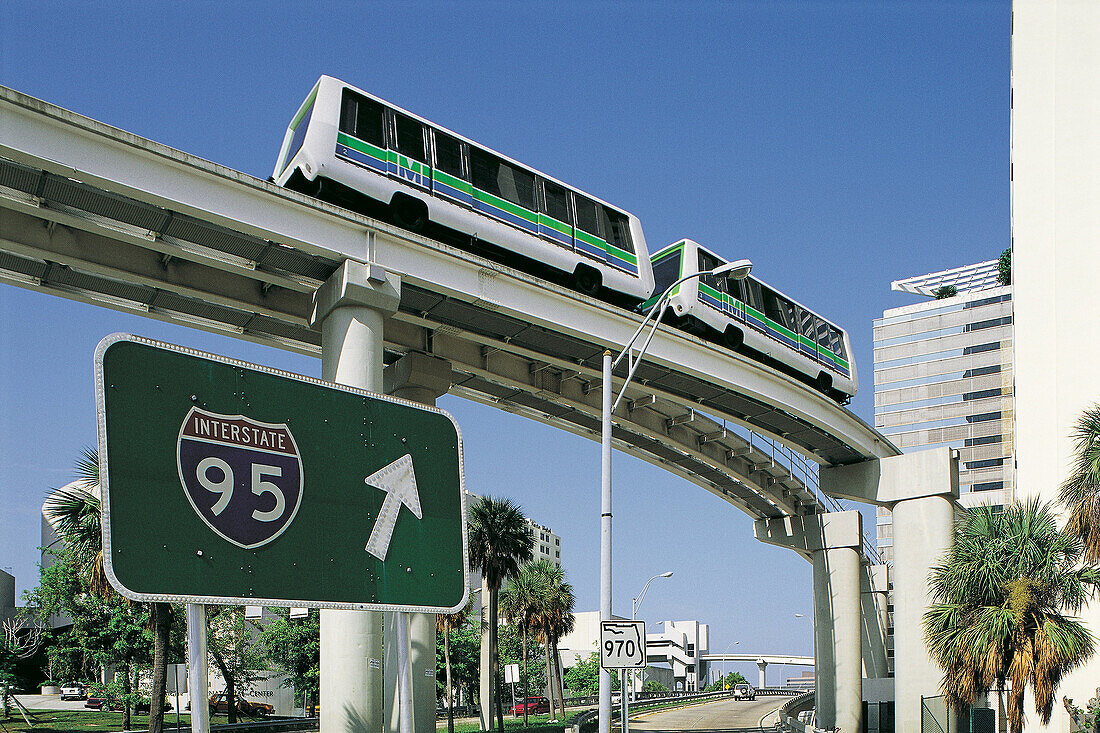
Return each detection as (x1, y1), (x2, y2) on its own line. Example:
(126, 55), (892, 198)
(1012, 1), (1100, 730)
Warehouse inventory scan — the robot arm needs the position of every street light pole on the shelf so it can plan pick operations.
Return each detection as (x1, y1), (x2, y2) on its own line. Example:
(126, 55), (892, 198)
(626, 571), (673, 733)
(598, 260), (752, 733)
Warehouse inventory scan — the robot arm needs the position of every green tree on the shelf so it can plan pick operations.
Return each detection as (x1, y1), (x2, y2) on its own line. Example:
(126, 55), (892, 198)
(436, 602), (470, 733)
(564, 652), (618, 697)
(528, 561), (574, 719)
(642, 679), (668, 693)
(496, 624), (546, 714)
(206, 607), (268, 724)
(435, 615), (479, 717)
(923, 501), (1100, 733)
(500, 565), (544, 726)
(1059, 404), (1100, 563)
(998, 247), (1011, 286)
(261, 608), (320, 713)
(467, 497), (534, 731)
(42, 448), (174, 733)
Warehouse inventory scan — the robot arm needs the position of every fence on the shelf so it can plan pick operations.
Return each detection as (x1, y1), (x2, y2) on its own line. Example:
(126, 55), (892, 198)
(921, 695), (996, 733)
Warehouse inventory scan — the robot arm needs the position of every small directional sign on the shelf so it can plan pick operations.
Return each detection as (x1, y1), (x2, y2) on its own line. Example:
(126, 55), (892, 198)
(95, 334), (468, 613)
(600, 621), (647, 669)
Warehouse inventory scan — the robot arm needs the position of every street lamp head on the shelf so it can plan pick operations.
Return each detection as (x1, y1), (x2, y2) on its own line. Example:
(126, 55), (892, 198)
(711, 259), (752, 281)
(660, 571), (674, 578)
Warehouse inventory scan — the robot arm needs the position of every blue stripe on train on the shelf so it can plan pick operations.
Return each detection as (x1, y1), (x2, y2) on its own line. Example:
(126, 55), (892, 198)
(606, 254), (639, 275)
(473, 199), (537, 233)
(539, 225), (572, 247)
(433, 181), (473, 205)
(337, 145), (387, 173)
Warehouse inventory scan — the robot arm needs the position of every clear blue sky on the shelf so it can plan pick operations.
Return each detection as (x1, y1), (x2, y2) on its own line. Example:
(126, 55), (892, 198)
(0, 1), (1009, 683)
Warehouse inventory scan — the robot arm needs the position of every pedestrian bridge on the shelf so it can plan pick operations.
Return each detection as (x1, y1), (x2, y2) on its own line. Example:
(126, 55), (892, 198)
(699, 653), (814, 688)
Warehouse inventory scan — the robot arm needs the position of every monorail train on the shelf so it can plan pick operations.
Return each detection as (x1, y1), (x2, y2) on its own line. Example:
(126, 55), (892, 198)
(650, 239), (858, 401)
(273, 76), (654, 304)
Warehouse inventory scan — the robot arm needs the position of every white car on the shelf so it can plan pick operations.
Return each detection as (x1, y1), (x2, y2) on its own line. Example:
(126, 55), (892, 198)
(732, 683), (755, 701)
(60, 682), (86, 701)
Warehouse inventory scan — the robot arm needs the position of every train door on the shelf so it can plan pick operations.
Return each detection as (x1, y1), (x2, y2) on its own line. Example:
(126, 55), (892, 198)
(539, 179), (575, 251)
(388, 110), (431, 190)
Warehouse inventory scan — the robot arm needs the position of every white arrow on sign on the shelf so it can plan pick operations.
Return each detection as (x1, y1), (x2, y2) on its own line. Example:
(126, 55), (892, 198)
(364, 453), (423, 561)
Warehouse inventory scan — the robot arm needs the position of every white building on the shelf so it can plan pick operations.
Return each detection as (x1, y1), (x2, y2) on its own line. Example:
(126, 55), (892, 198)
(1012, 2), (1100, 731)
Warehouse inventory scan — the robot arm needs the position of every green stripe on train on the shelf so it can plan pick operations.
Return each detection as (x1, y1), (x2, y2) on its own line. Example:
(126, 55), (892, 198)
(337, 132), (387, 163)
(471, 188), (538, 225)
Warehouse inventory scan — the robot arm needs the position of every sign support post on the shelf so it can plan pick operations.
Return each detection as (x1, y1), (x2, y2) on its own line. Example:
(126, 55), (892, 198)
(600, 621), (646, 733)
(186, 604), (210, 733)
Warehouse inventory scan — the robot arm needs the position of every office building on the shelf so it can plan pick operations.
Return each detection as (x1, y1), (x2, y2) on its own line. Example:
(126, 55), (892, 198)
(873, 260), (1014, 565)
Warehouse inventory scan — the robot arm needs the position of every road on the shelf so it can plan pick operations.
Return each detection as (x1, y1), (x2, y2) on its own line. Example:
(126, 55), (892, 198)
(630, 696), (784, 733)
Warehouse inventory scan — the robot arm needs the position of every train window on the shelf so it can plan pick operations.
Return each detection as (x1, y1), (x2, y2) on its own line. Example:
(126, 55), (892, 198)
(829, 327), (847, 358)
(781, 301), (799, 333)
(339, 91), (385, 148)
(698, 250), (726, 292)
(798, 308), (816, 340)
(815, 319), (832, 350)
(393, 112), (426, 162)
(470, 148), (536, 211)
(652, 252), (682, 294)
(744, 280), (764, 312)
(432, 130), (466, 179)
(727, 278), (747, 304)
(600, 206), (634, 254)
(574, 195), (601, 237)
(762, 287), (790, 329)
(542, 180), (572, 224)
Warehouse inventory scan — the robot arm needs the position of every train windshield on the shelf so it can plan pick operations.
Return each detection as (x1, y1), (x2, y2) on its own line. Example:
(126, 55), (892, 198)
(652, 251), (682, 294)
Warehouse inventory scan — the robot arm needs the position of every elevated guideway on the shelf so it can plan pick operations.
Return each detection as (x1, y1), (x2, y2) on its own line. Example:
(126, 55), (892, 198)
(0, 85), (897, 532)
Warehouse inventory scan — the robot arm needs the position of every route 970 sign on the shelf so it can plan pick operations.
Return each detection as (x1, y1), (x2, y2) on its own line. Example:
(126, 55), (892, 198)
(95, 334), (468, 612)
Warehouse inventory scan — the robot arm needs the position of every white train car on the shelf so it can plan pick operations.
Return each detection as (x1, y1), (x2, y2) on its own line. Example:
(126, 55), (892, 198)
(651, 239), (858, 401)
(273, 76), (654, 304)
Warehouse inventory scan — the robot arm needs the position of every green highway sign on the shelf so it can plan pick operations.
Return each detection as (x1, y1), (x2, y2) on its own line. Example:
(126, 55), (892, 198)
(95, 334), (468, 612)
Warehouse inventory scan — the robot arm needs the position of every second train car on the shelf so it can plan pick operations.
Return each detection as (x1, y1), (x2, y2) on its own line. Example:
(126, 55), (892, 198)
(650, 239), (857, 402)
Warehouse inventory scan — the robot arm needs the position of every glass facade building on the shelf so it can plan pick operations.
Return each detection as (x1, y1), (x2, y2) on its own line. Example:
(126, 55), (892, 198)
(873, 265), (1014, 565)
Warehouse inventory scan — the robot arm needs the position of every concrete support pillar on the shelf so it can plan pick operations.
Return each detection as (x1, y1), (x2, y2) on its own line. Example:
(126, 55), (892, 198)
(755, 510), (863, 733)
(890, 493), (956, 733)
(311, 260), (401, 733)
(821, 448), (960, 733)
(383, 353), (453, 733)
(756, 660), (767, 689)
(860, 564), (890, 679)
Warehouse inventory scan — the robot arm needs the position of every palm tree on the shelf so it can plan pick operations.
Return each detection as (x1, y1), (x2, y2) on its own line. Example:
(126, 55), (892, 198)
(1059, 404), (1100, 563)
(534, 563), (574, 720)
(43, 448), (173, 733)
(923, 500), (1100, 733)
(436, 601), (470, 733)
(500, 566), (544, 727)
(467, 497), (534, 731)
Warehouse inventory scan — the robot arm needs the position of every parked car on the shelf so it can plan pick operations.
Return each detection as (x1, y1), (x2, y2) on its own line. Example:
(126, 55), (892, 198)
(732, 683), (755, 701)
(511, 696), (551, 716)
(60, 682), (87, 700)
(209, 693), (275, 717)
(84, 695), (110, 710)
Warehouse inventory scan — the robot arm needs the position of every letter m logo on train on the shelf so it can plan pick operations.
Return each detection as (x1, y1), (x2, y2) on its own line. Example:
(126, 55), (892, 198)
(177, 406), (304, 550)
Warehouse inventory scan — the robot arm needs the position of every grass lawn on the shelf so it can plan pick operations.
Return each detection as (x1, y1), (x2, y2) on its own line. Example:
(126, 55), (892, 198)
(0, 710), (233, 733)
(441, 711), (585, 733)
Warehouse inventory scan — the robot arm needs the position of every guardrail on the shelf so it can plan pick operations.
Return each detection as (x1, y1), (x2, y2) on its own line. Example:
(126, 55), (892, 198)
(569, 691), (735, 733)
(778, 692), (816, 733)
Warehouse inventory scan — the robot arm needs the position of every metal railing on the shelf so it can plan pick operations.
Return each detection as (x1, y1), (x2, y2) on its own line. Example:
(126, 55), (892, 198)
(569, 691), (731, 733)
(777, 692), (815, 733)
